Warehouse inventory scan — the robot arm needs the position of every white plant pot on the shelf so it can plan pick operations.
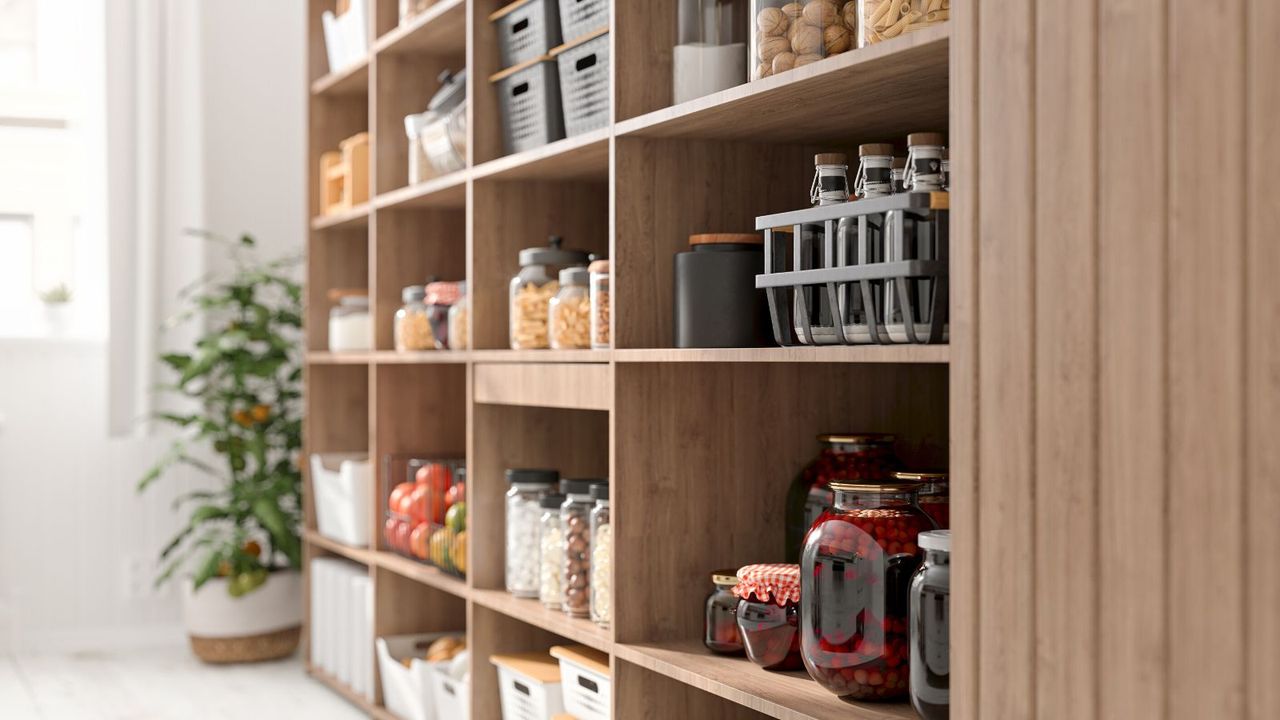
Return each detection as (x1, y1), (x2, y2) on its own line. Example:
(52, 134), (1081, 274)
(182, 569), (302, 663)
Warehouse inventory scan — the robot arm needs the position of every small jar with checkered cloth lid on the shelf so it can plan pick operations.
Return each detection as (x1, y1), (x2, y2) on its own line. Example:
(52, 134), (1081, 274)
(732, 563), (803, 670)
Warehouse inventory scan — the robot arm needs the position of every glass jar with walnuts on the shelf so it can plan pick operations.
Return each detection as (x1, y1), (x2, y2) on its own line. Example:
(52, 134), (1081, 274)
(752, 0), (856, 80)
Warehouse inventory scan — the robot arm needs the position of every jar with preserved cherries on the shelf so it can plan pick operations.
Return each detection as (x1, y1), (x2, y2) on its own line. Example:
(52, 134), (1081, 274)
(733, 563), (803, 671)
(895, 470), (949, 529)
(784, 434), (902, 561)
(800, 481), (935, 701)
(704, 569), (744, 655)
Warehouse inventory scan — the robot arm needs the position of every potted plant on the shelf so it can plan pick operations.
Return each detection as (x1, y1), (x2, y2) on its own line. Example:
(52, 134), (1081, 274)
(38, 283), (73, 334)
(139, 232), (305, 663)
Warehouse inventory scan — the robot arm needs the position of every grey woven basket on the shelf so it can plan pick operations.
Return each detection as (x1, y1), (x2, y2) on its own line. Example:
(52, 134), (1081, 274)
(555, 32), (610, 137)
(557, 0), (608, 44)
(495, 59), (565, 154)
(494, 0), (562, 71)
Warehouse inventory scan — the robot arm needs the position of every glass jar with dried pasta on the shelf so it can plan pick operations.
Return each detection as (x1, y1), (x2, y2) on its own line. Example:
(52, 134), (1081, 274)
(394, 285), (433, 351)
(510, 236), (590, 349)
(857, 0), (950, 49)
(549, 266), (591, 349)
(589, 259), (610, 349)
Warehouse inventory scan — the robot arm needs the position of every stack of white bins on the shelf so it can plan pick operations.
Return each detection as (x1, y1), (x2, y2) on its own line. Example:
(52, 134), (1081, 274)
(310, 557), (374, 700)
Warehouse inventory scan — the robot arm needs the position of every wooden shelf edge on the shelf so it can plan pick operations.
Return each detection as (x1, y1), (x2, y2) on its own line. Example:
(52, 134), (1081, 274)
(471, 128), (610, 181)
(373, 173), (467, 210)
(372, 0), (466, 56)
(470, 589), (614, 654)
(613, 346), (950, 364)
(614, 24), (950, 139)
(306, 663), (395, 719)
(304, 529), (376, 565)
(468, 349), (612, 363)
(307, 350), (376, 365)
(372, 550), (471, 598)
(310, 56), (370, 96)
(311, 203), (371, 231)
(612, 641), (916, 720)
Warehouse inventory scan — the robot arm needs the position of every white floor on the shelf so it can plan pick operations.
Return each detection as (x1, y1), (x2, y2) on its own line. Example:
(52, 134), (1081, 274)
(0, 643), (365, 720)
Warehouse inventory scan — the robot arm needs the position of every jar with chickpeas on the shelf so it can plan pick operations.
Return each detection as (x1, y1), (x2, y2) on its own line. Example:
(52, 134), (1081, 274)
(510, 236), (590, 350)
(549, 266), (591, 349)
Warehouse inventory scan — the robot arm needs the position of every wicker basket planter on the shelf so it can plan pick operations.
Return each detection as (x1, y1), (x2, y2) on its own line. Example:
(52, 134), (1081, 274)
(182, 570), (302, 664)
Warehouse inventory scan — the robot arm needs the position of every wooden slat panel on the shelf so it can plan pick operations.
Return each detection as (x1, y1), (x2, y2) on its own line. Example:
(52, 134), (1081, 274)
(975, 0), (1036, 715)
(473, 362), (613, 411)
(1096, 1), (1169, 718)
(1246, 0), (1280, 716)
(1167, 1), (1246, 719)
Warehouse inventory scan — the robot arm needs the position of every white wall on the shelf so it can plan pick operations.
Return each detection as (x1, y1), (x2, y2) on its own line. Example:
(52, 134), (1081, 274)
(0, 0), (304, 652)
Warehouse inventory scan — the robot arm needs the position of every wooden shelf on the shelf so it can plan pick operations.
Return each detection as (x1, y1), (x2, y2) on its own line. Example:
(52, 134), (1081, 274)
(373, 550), (470, 599)
(373, 172), (466, 210)
(370, 349), (469, 364)
(372, 0), (466, 57)
(471, 129), (610, 182)
(470, 589), (613, 654)
(304, 530), (376, 565)
(613, 346), (950, 364)
(615, 25), (949, 143)
(473, 362), (612, 411)
(612, 641), (916, 720)
(306, 350), (376, 365)
(311, 203), (370, 231)
(468, 349), (611, 363)
(306, 663), (395, 719)
(310, 57), (369, 96)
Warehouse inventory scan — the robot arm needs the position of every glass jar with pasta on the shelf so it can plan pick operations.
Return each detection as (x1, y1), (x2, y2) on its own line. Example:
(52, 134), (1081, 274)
(509, 236), (590, 350)
(549, 266), (591, 349)
(857, 0), (949, 48)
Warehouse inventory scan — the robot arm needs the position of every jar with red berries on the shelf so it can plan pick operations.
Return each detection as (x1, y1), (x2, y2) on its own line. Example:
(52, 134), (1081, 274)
(733, 563), (803, 671)
(895, 470), (949, 529)
(799, 481), (935, 701)
(784, 434), (902, 561)
(704, 569), (744, 655)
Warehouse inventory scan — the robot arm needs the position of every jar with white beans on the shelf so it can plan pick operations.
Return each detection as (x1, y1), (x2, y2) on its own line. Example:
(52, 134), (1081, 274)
(538, 493), (567, 609)
(589, 483), (611, 628)
(505, 468), (559, 598)
(561, 478), (607, 618)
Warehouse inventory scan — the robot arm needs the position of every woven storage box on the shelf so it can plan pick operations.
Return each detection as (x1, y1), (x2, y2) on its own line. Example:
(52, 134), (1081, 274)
(493, 58), (565, 154)
(553, 31), (609, 138)
(492, 0), (562, 71)
(557, 0), (607, 45)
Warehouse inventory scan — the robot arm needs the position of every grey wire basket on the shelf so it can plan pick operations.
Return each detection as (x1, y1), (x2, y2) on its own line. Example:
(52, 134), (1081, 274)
(554, 31), (610, 137)
(493, 0), (562, 71)
(557, 0), (609, 44)
(494, 58), (565, 155)
(755, 192), (950, 346)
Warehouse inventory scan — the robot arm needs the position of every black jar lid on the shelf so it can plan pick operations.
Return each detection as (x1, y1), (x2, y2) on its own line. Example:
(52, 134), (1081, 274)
(519, 235), (590, 267)
(590, 483), (609, 501)
(539, 493), (566, 509)
(506, 468), (559, 485)
(561, 477), (606, 496)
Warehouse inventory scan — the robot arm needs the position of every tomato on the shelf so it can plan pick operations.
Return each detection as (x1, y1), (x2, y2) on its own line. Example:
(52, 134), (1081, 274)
(408, 484), (430, 524)
(431, 488), (447, 525)
(410, 523), (429, 560)
(389, 482), (414, 516)
(384, 517), (399, 547)
(415, 464), (431, 485)
(445, 482), (465, 508)
(394, 521), (411, 553)
(445, 501), (466, 534)
(416, 463), (452, 493)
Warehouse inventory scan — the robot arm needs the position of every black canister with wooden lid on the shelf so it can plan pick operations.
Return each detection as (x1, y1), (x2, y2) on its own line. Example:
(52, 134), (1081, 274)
(673, 233), (771, 348)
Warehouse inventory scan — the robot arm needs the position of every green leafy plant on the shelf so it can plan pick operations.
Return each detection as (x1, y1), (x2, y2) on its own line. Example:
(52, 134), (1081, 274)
(38, 283), (73, 304)
(139, 232), (304, 597)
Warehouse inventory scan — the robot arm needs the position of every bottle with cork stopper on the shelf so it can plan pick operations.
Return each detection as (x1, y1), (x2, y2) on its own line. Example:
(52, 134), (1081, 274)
(904, 132), (946, 192)
(810, 152), (850, 206)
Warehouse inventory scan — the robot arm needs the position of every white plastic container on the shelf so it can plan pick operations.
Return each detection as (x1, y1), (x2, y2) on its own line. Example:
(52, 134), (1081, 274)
(377, 633), (462, 720)
(310, 453), (371, 547)
(491, 653), (564, 720)
(549, 645), (611, 720)
(429, 662), (471, 720)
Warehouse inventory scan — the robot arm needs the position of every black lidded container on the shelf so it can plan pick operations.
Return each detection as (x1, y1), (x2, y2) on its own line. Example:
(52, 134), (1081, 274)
(673, 233), (771, 348)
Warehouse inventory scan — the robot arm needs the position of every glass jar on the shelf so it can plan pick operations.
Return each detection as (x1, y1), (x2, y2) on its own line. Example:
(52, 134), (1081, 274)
(448, 282), (469, 350)
(549, 267), (591, 349)
(800, 482), (936, 702)
(561, 478), (606, 618)
(674, 0), (749, 103)
(704, 569), (744, 655)
(885, 132), (949, 344)
(910, 530), (950, 719)
(538, 493), (567, 609)
(784, 434), (901, 561)
(857, 0), (948, 48)
(425, 280), (462, 350)
(810, 152), (850, 206)
(510, 236), (590, 349)
(505, 469), (559, 598)
(751, 1), (855, 81)
(394, 286), (433, 351)
(329, 291), (372, 351)
(589, 259), (611, 349)
(896, 470), (948, 529)
(733, 563), (803, 670)
(589, 484), (611, 627)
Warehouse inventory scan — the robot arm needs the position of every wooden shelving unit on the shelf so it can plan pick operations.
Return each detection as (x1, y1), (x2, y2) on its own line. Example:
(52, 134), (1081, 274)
(304, 1), (952, 718)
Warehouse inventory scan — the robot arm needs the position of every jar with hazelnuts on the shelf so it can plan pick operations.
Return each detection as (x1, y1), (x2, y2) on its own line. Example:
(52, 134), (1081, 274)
(751, 0), (857, 80)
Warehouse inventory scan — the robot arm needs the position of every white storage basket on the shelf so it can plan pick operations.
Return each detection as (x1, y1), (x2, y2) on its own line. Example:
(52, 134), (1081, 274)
(377, 633), (463, 720)
(310, 453), (370, 547)
(491, 653), (564, 720)
(430, 662), (472, 720)
(553, 31), (609, 138)
(550, 645), (611, 720)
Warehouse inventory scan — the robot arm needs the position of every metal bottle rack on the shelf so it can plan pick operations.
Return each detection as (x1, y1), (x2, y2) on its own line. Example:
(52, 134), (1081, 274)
(755, 191), (950, 346)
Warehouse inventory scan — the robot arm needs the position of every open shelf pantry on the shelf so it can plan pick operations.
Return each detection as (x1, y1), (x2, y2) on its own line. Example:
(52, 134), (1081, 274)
(305, 0), (956, 718)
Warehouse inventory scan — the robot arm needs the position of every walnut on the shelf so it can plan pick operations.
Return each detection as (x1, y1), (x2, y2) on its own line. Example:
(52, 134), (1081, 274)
(823, 22), (851, 54)
(758, 34), (791, 62)
(802, 0), (839, 27)
(790, 23), (823, 55)
(772, 51), (797, 74)
(755, 6), (789, 36)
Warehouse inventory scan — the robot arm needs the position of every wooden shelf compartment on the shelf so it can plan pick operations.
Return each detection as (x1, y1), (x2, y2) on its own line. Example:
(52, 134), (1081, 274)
(372, 48), (465, 198)
(372, 0), (466, 57)
(311, 57), (370, 97)
(371, 205), (465, 351)
(304, 529), (377, 565)
(470, 128), (610, 182)
(372, 565), (468, 707)
(305, 236), (368, 353)
(306, 663), (395, 719)
(373, 550), (470, 599)
(473, 362), (612, 411)
(470, 589), (613, 654)
(373, 171), (467, 210)
(613, 346), (950, 364)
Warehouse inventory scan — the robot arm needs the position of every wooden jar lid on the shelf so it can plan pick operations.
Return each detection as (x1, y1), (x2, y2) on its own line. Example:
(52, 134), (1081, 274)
(814, 152), (848, 166)
(689, 233), (762, 246)
(907, 132), (945, 147)
(859, 143), (895, 157)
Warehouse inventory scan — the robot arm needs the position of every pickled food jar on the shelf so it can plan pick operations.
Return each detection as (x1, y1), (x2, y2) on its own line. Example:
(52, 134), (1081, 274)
(733, 563), (803, 670)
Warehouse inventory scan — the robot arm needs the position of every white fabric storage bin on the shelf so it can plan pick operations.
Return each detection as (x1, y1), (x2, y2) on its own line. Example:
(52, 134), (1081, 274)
(311, 453), (371, 547)
(429, 663), (471, 720)
(377, 633), (461, 720)
(550, 645), (611, 720)
(491, 653), (564, 720)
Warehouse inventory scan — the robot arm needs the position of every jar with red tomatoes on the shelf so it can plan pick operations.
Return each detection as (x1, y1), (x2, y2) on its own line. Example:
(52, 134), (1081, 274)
(733, 563), (803, 670)
(895, 470), (949, 529)
(800, 481), (935, 701)
(784, 434), (902, 561)
(705, 569), (744, 655)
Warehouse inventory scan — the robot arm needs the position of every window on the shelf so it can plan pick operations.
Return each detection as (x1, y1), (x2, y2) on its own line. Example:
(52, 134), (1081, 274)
(0, 214), (34, 308)
(0, 0), (37, 88)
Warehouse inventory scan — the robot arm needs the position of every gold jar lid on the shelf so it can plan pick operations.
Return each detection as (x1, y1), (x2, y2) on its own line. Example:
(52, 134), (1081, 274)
(711, 569), (739, 586)
(828, 481), (925, 493)
(817, 433), (896, 445)
(893, 470), (948, 482)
